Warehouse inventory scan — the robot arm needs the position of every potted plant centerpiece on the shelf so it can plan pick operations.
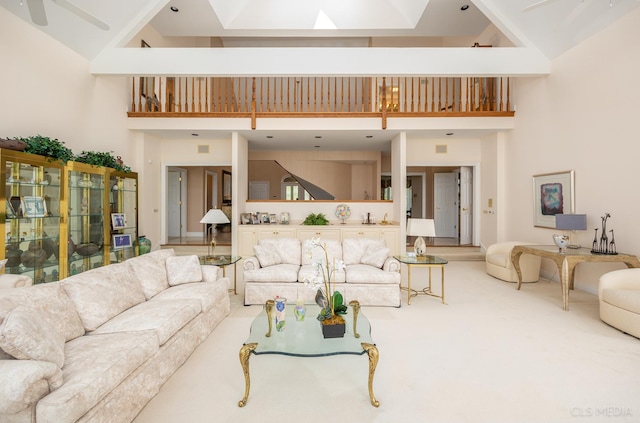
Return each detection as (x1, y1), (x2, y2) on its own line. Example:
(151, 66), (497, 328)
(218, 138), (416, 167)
(302, 212), (329, 225)
(302, 237), (348, 338)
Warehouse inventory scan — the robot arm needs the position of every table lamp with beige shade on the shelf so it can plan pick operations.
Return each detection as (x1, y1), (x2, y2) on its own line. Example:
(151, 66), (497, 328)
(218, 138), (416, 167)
(406, 218), (436, 257)
(200, 209), (230, 258)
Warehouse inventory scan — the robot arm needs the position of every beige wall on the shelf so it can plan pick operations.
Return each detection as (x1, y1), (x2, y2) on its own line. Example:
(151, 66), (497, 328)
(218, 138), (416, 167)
(505, 8), (640, 293)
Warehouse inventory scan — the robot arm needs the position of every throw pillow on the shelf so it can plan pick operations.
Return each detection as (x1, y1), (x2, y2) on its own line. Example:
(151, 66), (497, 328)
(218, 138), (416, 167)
(254, 244), (282, 268)
(0, 306), (65, 368)
(166, 255), (203, 286)
(360, 246), (390, 268)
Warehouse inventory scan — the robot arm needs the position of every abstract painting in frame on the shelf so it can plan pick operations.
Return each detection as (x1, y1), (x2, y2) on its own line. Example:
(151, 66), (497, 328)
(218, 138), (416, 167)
(532, 170), (575, 228)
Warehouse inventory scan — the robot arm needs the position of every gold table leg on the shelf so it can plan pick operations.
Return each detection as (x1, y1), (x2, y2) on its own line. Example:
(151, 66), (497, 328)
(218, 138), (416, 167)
(407, 264), (412, 305)
(349, 300), (361, 338)
(362, 343), (380, 407)
(265, 300), (274, 337)
(238, 343), (257, 407)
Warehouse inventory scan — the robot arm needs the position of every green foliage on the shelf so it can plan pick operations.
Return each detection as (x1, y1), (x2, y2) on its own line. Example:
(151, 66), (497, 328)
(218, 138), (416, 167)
(74, 150), (131, 173)
(302, 212), (329, 225)
(20, 135), (74, 163)
(317, 291), (347, 321)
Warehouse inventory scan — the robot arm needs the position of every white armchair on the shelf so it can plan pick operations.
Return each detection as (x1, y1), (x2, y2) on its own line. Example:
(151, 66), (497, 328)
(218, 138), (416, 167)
(599, 268), (640, 339)
(485, 241), (541, 283)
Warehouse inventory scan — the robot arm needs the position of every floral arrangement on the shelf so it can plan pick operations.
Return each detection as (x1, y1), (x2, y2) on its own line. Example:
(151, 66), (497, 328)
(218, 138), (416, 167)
(302, 237), (348, 322)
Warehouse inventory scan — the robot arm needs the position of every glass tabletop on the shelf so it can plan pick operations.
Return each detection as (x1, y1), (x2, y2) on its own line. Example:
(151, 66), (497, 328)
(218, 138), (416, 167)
(394, 255), (448, 265)
(199, 255), (242, 266)
(245, 304), (373, 357)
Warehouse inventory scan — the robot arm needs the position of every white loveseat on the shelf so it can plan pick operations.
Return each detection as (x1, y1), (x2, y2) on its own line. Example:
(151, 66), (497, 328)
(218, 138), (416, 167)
(243, 238), (401, 306)
(0, 249), (231, 423)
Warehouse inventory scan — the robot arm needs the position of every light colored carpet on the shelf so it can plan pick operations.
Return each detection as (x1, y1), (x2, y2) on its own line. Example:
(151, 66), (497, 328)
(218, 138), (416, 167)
(133, 261), (639, 423)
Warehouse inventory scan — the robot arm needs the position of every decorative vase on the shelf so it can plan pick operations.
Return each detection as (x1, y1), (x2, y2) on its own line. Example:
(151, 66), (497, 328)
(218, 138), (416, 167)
(138, 236), (151, 255)
(553, 234), (569, 252)
(21, 245), (48, 267)
(5, 245), (23, 267)
(321, 315), (346, 338)
(294, 299), (306, 322)
(275, 297), (286, 332)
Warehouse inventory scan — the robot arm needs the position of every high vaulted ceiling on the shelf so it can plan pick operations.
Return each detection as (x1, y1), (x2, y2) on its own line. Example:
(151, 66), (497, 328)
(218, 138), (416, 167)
(2, 0), (639, 63)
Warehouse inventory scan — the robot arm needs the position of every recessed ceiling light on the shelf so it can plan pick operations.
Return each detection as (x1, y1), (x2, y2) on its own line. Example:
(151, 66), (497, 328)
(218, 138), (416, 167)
(446, 132), (454, 136)
(266, 135), (274, 139)
(460, 4), (469, 11)
(314, 145), (320, 148)
(314, 136), (322, 139)
(366, 135), (373, 138)
(191, 133), (199, 136)
(170, 6), (179, 12)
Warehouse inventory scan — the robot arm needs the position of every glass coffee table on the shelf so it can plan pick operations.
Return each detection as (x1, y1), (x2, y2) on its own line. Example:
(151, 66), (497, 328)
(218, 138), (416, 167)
(238, 300), (379, 408)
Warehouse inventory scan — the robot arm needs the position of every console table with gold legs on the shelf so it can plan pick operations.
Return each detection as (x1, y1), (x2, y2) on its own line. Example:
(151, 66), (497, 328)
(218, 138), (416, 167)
(510, 245), (640, 311)
(238, 300), (379, 408)
(394, 255), (449, 305)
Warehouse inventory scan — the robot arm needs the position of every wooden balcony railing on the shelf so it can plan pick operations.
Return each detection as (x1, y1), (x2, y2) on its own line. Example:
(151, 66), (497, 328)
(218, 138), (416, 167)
(129, 76), (513, 129)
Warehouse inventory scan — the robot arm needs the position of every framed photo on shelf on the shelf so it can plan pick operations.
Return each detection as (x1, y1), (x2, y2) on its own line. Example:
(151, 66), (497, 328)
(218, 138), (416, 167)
(240, 213), (252, 225)
(112, 234), (132, 250)
(22, 196), (47, 218)
(532, 170), (575, 228)
(251, 213), (260, 225)
(259, 212), (270, 224)
(269, 213), (277, 224)
(111, 213), (127, 230)
(5, 199), (16, 218)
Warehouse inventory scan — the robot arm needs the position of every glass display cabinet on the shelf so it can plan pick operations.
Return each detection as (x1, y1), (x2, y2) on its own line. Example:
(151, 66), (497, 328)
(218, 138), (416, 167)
(108, 169), (138, 263)
(64, 161), (109, 276)
(1, 149), (64, 284)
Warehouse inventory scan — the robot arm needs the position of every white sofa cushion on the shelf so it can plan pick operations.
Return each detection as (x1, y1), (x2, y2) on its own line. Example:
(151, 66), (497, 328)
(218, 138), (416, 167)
(342, 238), (386, 265)
(61, 264), (146, 331)
(360, 245), (390, 268)
(36, 331), (158, 423)
(0, 282), (85, 342)
(298, 265), (346, 283)
(301, 239), (343, 265)
(166, 255), (203, 286)
(244, 263), (300, 282)
(0, 306), (65, 368)
(254, 244), (282, 267)
(91, 298), (200, 345)
(345, 264), (402, 284)
(259, 238), (301, 265)
(153, 280), (229, 313)
(126, 250), (173, 299)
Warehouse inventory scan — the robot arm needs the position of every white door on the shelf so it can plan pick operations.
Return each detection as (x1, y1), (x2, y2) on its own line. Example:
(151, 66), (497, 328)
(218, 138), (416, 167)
(434, 173), (457, 238)
(459, 166), (473, 245)
(167, 170), (186, 238)
(250, 181), (270, 200)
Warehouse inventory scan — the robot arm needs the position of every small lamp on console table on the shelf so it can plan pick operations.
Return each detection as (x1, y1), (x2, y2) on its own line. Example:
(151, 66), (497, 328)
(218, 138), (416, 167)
(555, 214), (587, 249)
(406, 218), (436, 257)
(200, 209), (230, 259)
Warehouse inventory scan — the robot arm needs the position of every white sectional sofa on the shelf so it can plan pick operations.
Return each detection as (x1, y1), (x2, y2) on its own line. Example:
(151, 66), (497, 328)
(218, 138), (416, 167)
(243, 237), (401, 306)
(0, 249), (231, 423)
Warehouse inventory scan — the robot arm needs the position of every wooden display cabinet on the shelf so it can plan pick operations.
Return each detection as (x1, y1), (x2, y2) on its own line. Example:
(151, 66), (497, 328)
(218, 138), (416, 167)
(1, 149), (64, 284)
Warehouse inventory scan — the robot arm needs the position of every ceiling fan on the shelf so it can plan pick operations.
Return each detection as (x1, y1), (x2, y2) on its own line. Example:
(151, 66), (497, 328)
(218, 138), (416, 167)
(25, 0), (109, 30)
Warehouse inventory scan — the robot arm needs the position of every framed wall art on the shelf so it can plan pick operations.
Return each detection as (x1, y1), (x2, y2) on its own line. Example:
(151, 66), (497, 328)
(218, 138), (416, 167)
(222, 170), (232, 205)
(532, 170), (575, 228)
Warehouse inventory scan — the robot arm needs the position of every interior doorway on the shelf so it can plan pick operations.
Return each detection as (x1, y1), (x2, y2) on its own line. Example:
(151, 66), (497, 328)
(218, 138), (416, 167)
(405, 165), (476, 247)
(167, 167), (187, 240)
